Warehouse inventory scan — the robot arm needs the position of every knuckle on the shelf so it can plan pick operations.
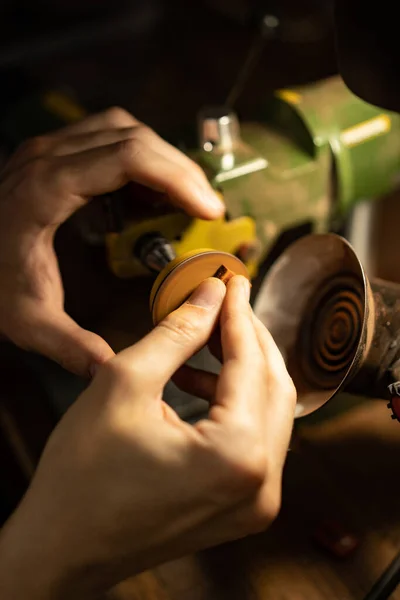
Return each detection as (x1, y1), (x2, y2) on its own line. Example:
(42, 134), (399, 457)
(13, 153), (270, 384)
(231, 442), (267, 490)
(157, 312), (200, 346)
(20, 157), (47, 182)
(118, 137), (144, 162)
(104, 106), (135, 127)
(100, 359), (139, 389)
(130, 123), (154, 141)
(211, 426), (267, 493)
(223, 303), (252, 328)
(272, 372), (297, 405)
(39, 162), (71, 198)
(175, 170), (196, 190)
(15, 159), (49, 200)
(286, 376), (297, 404)
(199, 421), (269, 496)
(19, 135), (49, 157)
(252, 354), (268, 374)
(118, 124), (157, 159)
(247, 489), (281, 534)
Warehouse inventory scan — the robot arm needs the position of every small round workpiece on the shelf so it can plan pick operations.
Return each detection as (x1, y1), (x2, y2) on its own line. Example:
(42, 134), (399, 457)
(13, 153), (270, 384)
(150, 249), (249, 325)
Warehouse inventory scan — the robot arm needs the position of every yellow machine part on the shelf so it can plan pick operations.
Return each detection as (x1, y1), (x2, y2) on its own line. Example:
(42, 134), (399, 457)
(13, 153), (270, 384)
(172, 216), (258, 277)
(106, 212), (189, 278)
(106, 214), (258, 279)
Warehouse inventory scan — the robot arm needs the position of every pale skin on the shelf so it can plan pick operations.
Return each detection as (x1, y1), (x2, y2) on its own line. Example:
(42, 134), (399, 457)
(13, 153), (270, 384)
(0, 108), (296, 599)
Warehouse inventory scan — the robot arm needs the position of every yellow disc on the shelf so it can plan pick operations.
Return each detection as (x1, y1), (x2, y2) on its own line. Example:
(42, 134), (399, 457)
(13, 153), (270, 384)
(150, 249), (249, 325)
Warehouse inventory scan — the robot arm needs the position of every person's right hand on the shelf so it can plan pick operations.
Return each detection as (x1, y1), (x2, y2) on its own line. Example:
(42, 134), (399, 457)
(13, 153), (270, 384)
(0, 276), (296, 600)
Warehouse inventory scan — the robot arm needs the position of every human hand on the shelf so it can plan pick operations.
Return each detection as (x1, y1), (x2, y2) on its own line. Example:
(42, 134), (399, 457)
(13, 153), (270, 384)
(0, 107), (224, 376)
(0, 276), (296, 600)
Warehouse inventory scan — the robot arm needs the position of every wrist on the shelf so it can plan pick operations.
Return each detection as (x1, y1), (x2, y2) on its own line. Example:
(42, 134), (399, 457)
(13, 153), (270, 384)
(0, 494), (123, 600)
(0, 500), (67, 600)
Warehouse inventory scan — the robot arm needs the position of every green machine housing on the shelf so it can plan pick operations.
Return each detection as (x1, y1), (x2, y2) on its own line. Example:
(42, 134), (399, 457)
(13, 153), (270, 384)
(190, 76), (400, 271)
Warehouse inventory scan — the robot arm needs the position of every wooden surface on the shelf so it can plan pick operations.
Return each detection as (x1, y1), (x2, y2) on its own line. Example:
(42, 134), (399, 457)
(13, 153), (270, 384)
(100, 400), (400, 600)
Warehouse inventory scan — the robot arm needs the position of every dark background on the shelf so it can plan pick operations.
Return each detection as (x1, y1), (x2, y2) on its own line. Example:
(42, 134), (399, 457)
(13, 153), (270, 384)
(0, 0), (337, 131)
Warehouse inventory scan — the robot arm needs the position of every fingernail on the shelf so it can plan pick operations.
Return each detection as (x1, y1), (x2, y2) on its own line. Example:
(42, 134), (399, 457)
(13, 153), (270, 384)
(241, 277), (251, 301)
(201, 189), (225, 215)
(89, 363), (99, 378)
(188, 278), (225, 309)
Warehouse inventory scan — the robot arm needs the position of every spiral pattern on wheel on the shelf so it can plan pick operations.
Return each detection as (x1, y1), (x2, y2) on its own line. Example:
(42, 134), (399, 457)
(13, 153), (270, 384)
(300, 274), (364, 389)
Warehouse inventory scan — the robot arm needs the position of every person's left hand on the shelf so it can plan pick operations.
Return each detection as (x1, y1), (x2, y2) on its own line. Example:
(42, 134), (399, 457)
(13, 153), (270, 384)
(0, 107), (224, 376)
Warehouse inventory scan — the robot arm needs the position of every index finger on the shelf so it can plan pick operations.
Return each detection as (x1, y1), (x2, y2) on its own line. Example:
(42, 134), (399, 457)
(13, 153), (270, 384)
(212, 278), (296, 468)
(212, 276), (266, 422)
(252, 315), (297, 462)
(46, 134), (224, 220)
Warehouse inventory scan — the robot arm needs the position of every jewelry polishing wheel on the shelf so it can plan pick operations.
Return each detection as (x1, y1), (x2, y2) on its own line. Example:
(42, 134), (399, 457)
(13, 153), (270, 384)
(150, 249), (250, 325)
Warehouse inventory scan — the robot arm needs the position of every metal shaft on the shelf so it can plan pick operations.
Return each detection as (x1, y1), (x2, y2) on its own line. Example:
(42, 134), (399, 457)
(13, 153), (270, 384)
(225, 14), (279, 108)
(133, 232), (176, 273)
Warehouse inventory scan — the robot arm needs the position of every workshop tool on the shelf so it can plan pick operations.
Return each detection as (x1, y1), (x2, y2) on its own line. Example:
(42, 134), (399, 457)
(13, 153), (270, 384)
(109, 75), (400, 280)
(1, 76), (399, 282)
(254, 232), (400, 420)
(132, 231), (249, 323)
(149, 249), (248, 324)
(133, 232), (249, 324)
(133, 231), (177, 274)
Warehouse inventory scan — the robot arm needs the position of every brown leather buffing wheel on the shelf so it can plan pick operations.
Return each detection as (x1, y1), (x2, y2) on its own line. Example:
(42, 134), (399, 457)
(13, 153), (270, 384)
(150, 249), (249, 325)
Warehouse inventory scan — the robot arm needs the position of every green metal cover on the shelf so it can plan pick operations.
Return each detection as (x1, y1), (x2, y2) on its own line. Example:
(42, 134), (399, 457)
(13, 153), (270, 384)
(270, 77), (400, 212)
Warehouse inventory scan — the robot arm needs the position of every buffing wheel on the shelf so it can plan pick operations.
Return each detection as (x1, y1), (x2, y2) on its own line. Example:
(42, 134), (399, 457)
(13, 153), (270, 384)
(150, 249), (249, 325)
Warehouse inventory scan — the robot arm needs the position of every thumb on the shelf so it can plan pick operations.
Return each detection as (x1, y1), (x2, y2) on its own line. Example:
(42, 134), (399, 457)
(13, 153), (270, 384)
(118, 277), (226, 386)
(26, 310), (115, 378)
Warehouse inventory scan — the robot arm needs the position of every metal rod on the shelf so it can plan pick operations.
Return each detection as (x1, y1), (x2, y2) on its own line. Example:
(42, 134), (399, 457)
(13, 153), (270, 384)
(225, 32), (266, 108)
(133, 232), (176, 273)
(364, 550), (400, 600)
(225, 14), (279, 108)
